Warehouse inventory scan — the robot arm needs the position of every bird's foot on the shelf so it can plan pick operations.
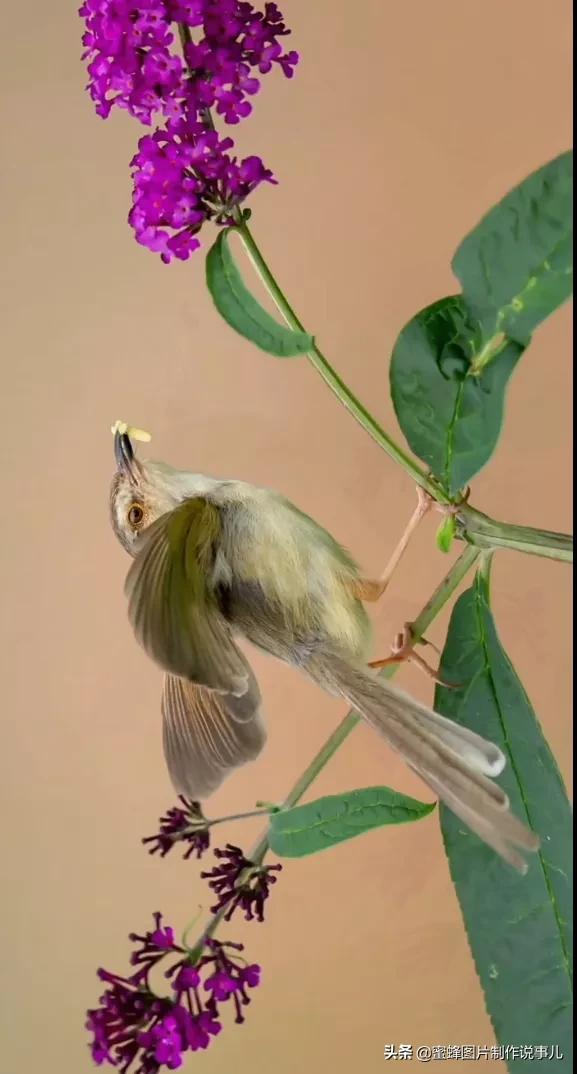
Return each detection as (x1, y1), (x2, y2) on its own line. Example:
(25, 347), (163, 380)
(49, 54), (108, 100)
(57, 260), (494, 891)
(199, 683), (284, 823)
(368, 622), (458, 688)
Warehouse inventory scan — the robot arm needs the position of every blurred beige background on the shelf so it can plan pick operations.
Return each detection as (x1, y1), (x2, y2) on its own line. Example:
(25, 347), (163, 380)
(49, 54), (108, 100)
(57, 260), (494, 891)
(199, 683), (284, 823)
(0, 2), (572, 1072)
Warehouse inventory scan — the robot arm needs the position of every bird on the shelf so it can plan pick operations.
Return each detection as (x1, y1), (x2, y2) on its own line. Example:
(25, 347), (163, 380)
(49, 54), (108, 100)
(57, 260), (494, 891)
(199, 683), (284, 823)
(109, 423), (539, 873)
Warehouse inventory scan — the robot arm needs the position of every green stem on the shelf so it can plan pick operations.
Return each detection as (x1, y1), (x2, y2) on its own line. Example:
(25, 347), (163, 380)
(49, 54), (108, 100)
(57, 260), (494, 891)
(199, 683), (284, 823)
(408, 544), (481, 638)
(478, 549), (494, 586)
(248, 711), (362, 865)
(458, 506), (573, 564)
(177, 30), (435, 499)
(175, 31), (572, 560)
(208, 808), (274, 827)
(191, 545), (480, 956)
(235, 220), (450, 504)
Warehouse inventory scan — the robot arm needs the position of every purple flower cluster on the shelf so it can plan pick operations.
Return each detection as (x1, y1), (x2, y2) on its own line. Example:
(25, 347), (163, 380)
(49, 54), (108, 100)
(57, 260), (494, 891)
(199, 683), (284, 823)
(129, 115), (274, 261)
(79, 1), (298, 258)
(87, 913), (261, 1071)
(201, 843), (282, 922)
(142, 797), (211, 859)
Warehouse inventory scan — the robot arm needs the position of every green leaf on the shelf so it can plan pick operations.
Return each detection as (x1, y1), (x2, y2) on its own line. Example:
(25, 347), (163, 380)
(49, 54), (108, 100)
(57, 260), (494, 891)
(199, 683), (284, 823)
(268, 786), (435, 858)
(434, 571), (572, 1070)
(390, 152), (572, 496)
(390, 295), (524, 496)
(205, 231), (314, 357)
(453, 151), (573, 351)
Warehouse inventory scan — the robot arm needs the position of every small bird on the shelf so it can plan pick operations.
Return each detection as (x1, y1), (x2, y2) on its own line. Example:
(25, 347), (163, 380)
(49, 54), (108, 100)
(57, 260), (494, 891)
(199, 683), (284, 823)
(109, 424), (539, 872)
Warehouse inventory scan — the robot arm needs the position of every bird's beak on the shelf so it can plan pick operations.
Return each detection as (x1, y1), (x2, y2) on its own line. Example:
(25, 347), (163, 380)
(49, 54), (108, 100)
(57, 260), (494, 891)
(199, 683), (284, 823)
(114, 429), (142, 485)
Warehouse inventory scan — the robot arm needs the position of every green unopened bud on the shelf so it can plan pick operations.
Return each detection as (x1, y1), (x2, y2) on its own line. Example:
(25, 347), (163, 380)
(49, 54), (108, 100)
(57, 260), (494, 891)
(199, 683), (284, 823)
(436, 514), (457, 554)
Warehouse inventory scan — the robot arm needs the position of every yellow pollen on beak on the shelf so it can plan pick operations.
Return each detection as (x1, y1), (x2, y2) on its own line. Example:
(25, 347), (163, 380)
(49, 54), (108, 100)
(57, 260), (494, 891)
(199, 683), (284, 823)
(111, 420), (152, 443)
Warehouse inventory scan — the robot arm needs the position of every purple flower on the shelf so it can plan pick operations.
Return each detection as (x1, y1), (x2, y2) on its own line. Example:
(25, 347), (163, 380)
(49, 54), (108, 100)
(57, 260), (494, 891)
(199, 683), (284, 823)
(201, 843), (282, 922)
(129, 112), (275, 260)
(179, 964), (202, 987)
(197, 939), (261, 1024)
(80, 1), (299, 127)
(167, 1), (204, 26)
(87, 916), (260, 1070)
(241, 963), (261, 988)
(79, 1), (186, 124)
(188, 1010), (223, 1049)
(143, 797), (211, 859)
(88, 925), (179, 1073)
(127, 912), (179, 986)
(204, 968), (238, 1000)
(87, 973), (171, 1071)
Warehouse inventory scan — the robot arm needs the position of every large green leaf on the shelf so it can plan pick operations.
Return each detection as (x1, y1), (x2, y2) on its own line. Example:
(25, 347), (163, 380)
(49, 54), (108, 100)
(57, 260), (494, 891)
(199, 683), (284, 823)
(435, 571), (572, 1071)
(268, 786), (435, 858)
(390, 295), (524, 496)
(390, 152), (572, 497)
(453, 150), (573, 348)
(205, 230), (314, 357)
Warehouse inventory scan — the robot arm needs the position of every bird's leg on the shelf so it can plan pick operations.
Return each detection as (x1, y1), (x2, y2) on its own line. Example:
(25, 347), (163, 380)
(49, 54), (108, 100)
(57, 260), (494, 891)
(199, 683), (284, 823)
(353, 486), (434, 603)
(362, 485), (471, 685)
(369, 623), (457, 688)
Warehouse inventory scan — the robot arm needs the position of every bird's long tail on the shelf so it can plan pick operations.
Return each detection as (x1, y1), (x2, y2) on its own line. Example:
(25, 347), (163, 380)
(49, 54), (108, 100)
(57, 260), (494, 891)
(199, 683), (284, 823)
(307, 653), (539, 873)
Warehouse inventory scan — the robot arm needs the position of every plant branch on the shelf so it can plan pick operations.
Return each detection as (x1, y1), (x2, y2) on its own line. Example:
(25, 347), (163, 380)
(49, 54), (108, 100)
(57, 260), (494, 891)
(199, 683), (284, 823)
(174, 28), (438, 498)
(208, 807), (275, 828)
(234, 220), (450, 503)
(458, 506), (573, 563)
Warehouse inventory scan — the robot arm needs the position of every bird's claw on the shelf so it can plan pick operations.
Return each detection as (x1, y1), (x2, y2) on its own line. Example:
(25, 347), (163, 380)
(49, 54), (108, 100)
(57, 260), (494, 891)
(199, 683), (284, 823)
(369, 622), (460, 688)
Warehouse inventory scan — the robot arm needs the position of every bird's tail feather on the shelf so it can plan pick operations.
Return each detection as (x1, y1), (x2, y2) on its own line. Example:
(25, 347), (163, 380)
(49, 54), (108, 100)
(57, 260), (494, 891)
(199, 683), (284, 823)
(308, 653), (539, 873)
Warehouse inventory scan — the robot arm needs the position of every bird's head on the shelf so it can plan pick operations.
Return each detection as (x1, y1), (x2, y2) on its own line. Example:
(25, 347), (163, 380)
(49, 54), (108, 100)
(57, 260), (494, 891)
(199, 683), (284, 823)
(109, 424), (187, 555)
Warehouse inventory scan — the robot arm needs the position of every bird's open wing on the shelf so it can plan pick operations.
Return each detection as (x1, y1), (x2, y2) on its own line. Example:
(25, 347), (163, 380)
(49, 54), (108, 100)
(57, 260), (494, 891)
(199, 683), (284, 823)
(125, 497), (266, 797)
(125, 497), (246, 693)
(162, 671), (266, 799)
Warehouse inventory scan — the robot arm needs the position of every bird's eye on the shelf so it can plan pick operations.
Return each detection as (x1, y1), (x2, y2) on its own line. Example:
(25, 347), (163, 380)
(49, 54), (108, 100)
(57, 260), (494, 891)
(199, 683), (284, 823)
(128, 503), (145, 528)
